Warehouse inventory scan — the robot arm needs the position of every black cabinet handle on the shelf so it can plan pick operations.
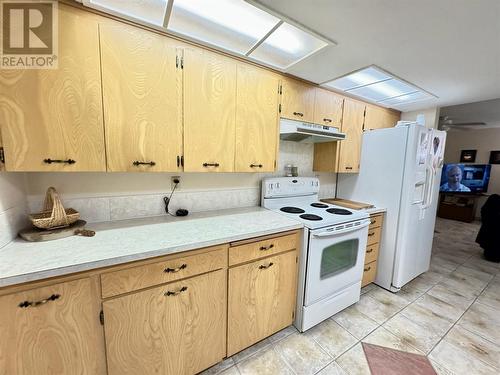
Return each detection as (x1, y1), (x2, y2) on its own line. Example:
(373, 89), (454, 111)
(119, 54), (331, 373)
(133, 161), (156, 166)
(293, 112), (304, 117)
(44, 158), (75, 165)
(366, 249), (373, 253)
(19, 294), (60, 308)
(323, 118), (332, 123)
(164, 286), (188, 296)
(250, 164), (263, 168)
(259, 262), (274, 270)
(203, 162), (220, 167)
(368, 232), (375, 237)
(259, 244), (274, 251)
(177, 156), (180, 168)
(364, 266), (371, 272)
(164, 264), (187, 273)
(345, 166), (353, 170)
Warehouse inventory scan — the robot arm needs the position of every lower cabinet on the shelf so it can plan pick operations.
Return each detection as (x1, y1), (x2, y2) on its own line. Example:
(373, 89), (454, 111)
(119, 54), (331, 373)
(103, 270), (226, 375)
(227, 250), (298, 356)
(362, 213), (384, 287)
(0, 278), (106, 375)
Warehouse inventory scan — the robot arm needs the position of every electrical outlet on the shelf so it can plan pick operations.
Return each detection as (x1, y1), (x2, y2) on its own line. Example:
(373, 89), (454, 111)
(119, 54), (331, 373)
(171, 176), (181, 190)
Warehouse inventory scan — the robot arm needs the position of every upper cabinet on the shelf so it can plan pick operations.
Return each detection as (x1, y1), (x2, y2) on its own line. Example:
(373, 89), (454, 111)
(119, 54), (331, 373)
(337, 100), (366, 173)
(235, 65), (280, 172)
(0, 6), (106, 172)
(183, 49), (237, 172)
(100, 23), (183, 172)
(280, 78), (316, 123)
(313, 88), (344, 127)
(364, 106), (401, 131)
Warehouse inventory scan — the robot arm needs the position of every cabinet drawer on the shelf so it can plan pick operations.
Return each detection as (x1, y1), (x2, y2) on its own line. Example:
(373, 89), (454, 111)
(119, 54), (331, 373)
(101, 246), (227, 298)
(367, 226), (381, 246)
(362, 261), (377, 287)
(229, 232), (299, 266)
(365, 243), (379, 264)
(369, 214), (384, 230)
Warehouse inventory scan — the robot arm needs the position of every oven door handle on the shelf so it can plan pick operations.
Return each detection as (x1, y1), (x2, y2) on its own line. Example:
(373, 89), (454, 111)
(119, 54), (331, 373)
(312, 219), (371, 237)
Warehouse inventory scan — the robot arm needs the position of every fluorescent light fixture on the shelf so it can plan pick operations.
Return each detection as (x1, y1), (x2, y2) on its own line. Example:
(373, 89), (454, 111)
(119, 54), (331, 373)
(86, 0), (167, 26)
(168, 0), (280, 54)
(249, 22), (328, 69)
(322, 66), (436, 108)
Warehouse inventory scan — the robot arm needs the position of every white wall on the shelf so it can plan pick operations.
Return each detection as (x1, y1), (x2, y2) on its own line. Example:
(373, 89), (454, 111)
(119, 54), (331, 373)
(443, 127), (500, 217)
(23, 141), (337, 223)
(401, 107), (440, 129)
(0, 173), (28, 248)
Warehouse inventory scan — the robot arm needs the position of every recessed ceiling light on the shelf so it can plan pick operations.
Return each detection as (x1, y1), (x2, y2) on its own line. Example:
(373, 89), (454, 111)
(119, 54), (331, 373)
(322, 66), (437, 109)
(84, 0), (168, 26)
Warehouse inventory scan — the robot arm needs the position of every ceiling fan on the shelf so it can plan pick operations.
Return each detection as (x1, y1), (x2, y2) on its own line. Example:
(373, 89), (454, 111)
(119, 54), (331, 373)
(439, 116), (486, 128)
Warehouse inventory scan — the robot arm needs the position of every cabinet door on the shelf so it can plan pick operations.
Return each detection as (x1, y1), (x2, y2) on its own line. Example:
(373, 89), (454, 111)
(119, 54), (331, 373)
(0, 5), (105, 171)
(280, 78), (315, 123)
(313, 88), (344, 127)
(103, 270), (226, 375)
(364, 106), (400, 131)
(183, 48), (237, 172)
(228, 251), (297, 356)
(235, 64), (280, 172)
(100, 23), (182, 172)
(0, 278), (106, 375)
(338, 100), (365, 173)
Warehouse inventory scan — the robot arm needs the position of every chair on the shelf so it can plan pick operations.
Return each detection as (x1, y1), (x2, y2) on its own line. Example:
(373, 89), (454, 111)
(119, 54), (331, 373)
(476, 194), (500, 262)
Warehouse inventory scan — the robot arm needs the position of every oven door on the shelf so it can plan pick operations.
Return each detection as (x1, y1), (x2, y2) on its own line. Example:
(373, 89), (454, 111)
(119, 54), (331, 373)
(304, 220), (370, 306)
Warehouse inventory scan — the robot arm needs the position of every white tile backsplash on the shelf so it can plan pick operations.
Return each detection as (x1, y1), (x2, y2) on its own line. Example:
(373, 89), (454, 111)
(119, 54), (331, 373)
(0, 204), (28, 248)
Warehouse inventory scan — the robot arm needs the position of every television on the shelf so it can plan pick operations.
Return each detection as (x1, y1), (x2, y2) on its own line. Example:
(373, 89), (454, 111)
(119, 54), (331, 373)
(440, 164), (491, 194)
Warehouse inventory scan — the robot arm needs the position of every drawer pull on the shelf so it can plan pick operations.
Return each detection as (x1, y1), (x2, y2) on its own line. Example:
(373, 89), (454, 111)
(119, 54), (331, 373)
(259, 262), (274, 270)
(323, 118), (332, 123)
(364, 266), (371, 272)
(164, 264), (187, 273)
(370, 220), (376, 224)
(250, 164), (263, 168)
(44, 158), (75, 165)
(259, 244), (275, 251)
(133, 160), (156, 167)
(293, 111), (304, 117)
(203, 162), (220, 167)
(345, 166), (353, 170)
(366, 249), (373, 253)
(368, 232), (375, 237)
(165, 286), (188, 296)
(19, 294), (60, 308)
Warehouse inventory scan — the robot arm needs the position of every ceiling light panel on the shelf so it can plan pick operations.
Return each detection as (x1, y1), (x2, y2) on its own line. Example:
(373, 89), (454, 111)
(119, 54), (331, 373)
(167, 0), (280, 54)
(249, 22), (328, 69)
(348, 79), (417, 102)
(87, 0), (167, 26)
(323, 66), (392, 91)
(378, 91), (435, 106)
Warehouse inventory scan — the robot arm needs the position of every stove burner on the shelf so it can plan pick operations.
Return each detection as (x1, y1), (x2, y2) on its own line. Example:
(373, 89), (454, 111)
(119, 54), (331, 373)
(311, 203), (329, 208)
(300, 214), (323, 221)
(280, 206), (305, 214)
(326, 208), (353, 215)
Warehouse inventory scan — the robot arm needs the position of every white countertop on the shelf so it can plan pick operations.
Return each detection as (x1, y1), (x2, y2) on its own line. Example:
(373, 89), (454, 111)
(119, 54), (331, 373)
(0, 207), (303, 288)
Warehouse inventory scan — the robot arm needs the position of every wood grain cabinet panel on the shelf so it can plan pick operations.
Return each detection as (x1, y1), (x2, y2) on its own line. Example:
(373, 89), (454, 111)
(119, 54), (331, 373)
(364, 106), (400, 131)
(183, 48), (237, 172)
(280, 78), (315, 123)
(227, 250), (297, 356)
(0, 5), (106, 171)
(100, 23), (182, 172)
(313, 88), (344, 127)
(103, 270), (226, 375)
(338, 99), (366, 173)
(0, 278), (106, 375)
(0, 131), (4, 171)
(235, 64), (280, 172)
(362, 261), (377, 287)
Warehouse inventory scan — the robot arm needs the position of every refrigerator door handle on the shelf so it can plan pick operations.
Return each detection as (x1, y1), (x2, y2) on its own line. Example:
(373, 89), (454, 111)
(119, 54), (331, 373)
(422, 165), (435, 209)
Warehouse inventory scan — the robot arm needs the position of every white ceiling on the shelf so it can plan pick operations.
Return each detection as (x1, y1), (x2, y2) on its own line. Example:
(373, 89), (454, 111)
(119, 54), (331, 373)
(440, 98), (500, 130)
(253, 0), (500, 112)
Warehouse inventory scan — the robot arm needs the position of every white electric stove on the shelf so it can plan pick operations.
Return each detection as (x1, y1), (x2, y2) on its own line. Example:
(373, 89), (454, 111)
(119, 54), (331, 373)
(262, 177), (370, 331)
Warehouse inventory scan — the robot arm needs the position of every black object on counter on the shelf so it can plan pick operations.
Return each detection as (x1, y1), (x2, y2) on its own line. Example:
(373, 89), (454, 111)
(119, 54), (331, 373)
(176, 209), (189, 217)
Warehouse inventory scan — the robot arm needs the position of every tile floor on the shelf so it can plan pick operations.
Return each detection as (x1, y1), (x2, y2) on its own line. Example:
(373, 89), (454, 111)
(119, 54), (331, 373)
(202, 218), (500, 375)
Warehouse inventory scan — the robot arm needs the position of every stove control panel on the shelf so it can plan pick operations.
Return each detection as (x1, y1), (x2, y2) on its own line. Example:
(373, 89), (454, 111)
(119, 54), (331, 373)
(262, 177), (320, 198)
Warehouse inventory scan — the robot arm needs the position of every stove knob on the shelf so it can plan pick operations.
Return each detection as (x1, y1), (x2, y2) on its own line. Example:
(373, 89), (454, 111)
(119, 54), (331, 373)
(276, 183), (280, 188)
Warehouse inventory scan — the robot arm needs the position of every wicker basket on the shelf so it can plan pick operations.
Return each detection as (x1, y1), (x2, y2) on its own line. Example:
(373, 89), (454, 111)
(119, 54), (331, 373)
(29, 187), (80, 230)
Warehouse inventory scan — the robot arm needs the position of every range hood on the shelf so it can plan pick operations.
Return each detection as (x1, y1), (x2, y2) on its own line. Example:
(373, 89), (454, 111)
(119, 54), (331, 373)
(280, 118), (346, 143)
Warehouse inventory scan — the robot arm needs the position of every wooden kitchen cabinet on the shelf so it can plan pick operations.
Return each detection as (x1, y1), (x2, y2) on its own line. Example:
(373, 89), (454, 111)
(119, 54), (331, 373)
(337, 99), (366, 173)
(0, 5), (106, 171)
(100, 23), (183, 172)
(0, 131), (5, 172)
(0, 278), (106, 375)
(364, 106), (400, 131)
(280, 78), (316, 123)
(228, 250), (298, 356)
(235, 64), (280, 172)
(313, 88), (344, 127)
(183, 48), (237, 172)
(103, 270), (226, 375)
(362, 213), (384, 287)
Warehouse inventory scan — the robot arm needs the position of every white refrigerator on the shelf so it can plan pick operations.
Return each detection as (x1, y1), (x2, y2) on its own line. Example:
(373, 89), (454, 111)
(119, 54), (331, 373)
(337, 122), (446, 292)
